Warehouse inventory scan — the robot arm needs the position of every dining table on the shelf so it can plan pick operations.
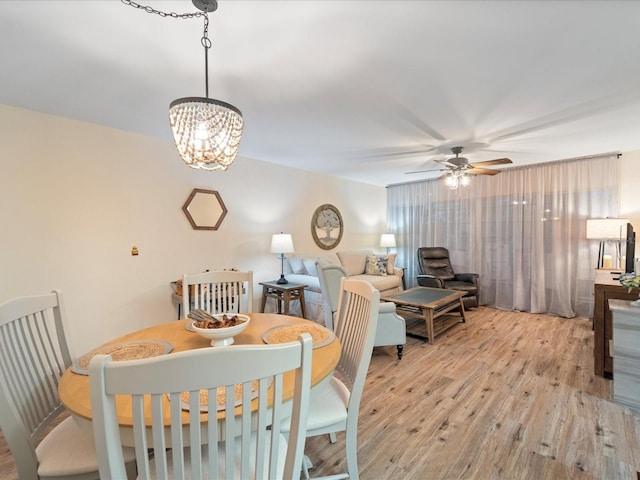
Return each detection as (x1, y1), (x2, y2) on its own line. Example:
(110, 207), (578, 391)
(58, 312), (341, 445)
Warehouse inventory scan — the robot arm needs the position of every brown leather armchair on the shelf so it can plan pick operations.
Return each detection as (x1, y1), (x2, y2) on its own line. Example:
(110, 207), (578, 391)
(416, 247), (479, 309)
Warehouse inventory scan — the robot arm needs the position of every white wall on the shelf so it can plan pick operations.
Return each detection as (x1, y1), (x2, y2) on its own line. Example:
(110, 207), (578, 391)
(619, 150), (640, 229)
(0, 105), (387, 354)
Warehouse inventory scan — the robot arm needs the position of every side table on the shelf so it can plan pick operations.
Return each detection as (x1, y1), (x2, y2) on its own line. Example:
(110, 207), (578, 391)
(259, 281), (308, 319)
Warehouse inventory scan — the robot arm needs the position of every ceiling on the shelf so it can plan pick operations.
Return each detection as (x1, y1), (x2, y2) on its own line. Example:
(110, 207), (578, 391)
(2, 1), (640, 187)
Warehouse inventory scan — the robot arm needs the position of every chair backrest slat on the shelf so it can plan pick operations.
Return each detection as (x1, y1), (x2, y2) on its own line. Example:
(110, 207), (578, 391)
(182, 270), (254, 318)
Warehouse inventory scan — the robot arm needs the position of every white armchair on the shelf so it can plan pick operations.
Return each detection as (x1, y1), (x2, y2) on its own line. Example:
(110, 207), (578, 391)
(317, 262), (406, 359)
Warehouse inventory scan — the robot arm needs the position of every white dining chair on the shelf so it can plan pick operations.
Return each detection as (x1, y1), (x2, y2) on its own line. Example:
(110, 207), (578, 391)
(182, 270), (253, 330)
(0, 290), (136, 480)
(89, 333), (313, 480)
(284, 278), (380, 480)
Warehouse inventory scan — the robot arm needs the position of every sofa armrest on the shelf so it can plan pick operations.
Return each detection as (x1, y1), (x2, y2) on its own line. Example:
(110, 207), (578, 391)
(416, 275), (445, 288)
(454, 273), (479, 284)
(391, 267), (404, 279)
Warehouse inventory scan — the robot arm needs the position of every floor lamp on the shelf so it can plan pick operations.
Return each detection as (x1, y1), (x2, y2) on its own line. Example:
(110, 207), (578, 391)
(586, 218), (628, 269)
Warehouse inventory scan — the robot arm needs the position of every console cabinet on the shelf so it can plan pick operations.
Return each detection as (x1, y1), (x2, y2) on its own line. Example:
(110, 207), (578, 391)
(593, 270), (639, 377)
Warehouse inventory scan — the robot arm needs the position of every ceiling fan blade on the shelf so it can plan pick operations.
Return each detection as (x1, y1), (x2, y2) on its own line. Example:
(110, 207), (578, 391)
(405, 168), (448, 175)
(467, 167), (502, 176)
(434, 159), (457, 168)
(469, 158), (512, 167)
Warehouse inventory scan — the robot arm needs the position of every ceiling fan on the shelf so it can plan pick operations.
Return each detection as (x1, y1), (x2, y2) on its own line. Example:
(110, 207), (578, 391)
(406, 146), (513, 176)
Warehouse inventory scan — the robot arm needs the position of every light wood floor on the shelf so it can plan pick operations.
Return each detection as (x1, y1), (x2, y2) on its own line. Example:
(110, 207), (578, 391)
(306, 307), (640, 479)
(1, 307), (639, 479)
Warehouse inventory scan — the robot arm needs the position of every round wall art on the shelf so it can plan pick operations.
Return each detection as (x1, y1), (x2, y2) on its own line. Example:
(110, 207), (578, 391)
(311, 204), (343, 250)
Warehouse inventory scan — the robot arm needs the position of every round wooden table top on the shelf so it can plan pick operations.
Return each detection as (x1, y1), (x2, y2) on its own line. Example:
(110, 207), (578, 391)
(59, 313), (340, 426)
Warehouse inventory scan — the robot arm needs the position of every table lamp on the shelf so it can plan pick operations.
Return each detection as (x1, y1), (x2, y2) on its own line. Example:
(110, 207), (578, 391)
(271, 233), (295, 284)
(380, 233), (396, 254)
(586, 218), (628, 269)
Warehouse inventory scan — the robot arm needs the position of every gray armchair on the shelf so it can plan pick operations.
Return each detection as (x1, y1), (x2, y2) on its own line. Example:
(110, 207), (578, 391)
(416, 247), (479, 309)
(317, 262), (406, 359)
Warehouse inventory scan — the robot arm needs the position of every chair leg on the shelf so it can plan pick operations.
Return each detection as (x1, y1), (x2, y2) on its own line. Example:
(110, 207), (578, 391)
(302, 454), (313, 479)
(329, 432), (337, 443)
(345, 426), (359, 480)
(396, 345), (403, 360)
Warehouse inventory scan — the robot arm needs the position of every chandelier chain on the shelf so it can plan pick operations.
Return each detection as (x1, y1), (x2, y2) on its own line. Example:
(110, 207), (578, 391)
(120, 0), (205, 19)
(201, 11), (212, 49)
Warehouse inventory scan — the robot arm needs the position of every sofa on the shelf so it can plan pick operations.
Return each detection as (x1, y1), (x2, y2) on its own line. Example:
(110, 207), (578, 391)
(282, 250), (404, 324)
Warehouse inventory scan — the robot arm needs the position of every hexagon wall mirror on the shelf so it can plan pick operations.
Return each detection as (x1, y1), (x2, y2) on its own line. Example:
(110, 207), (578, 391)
(182, 188), (227, 230)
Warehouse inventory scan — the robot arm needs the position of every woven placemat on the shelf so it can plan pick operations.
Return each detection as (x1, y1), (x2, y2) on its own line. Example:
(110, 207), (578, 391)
(72, 339), (174, 375)
(177, 379), (271, 412)
(262, 323), (335, 349)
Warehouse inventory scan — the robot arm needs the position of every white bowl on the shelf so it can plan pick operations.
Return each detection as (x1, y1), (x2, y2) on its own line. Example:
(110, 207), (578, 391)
(190, 313), (250, 346)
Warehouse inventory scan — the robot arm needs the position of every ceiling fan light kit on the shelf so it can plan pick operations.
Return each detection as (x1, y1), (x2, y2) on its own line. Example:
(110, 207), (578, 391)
(445, 170), (470, 190)
(407, 146), (513, 190)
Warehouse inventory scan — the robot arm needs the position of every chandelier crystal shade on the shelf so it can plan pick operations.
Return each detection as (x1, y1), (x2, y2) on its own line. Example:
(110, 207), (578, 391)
(169, 97), (243, 171)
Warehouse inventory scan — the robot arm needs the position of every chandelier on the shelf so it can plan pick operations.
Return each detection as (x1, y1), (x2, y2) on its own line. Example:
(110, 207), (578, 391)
(169, 0), (243, 170)
(123, 0), (243, 171)
(445, 170), (470, 190)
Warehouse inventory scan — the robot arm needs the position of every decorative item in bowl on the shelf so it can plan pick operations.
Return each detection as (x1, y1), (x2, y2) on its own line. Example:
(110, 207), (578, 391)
(190, 312), (250, 346)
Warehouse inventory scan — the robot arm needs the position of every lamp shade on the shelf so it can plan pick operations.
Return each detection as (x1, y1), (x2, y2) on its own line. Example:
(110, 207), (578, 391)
(380, 234), (396, 249)
(270, 234), (294, 254)
(586, 218), (629, 240)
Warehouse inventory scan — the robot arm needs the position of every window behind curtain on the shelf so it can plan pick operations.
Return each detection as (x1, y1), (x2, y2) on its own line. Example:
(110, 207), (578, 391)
(387, 155), (619, 318)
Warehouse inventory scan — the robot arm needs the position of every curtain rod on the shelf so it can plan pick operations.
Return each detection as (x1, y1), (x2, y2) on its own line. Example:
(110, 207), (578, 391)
(386, 151), (621, 188)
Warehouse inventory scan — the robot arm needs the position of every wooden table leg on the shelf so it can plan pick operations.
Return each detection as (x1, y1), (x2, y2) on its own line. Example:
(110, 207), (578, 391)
(283, 290), (291, 315)
(458, 298), (466, 322)
(260, 286), (268, 313)
(299, 288), (307, 319)
(423, 307), (435, 345)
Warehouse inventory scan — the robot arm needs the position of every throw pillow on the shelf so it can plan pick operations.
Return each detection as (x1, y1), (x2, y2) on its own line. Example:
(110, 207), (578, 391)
(337, 251), (370, 276)
(386, 253), (397, 275)
(288, 256), (305, 274)
(365, 254), (388, 276)
(302, 258), (320, 277)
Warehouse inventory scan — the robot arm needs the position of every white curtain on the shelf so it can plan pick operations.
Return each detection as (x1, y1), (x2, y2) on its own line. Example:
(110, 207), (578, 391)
(387, 155), (620, 318)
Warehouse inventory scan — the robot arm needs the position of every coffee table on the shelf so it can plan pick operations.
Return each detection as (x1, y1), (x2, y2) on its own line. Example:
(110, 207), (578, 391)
(381, 286), (465, 344)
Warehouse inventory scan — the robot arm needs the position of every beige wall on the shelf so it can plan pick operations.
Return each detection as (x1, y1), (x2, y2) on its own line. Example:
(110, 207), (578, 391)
(3, 103), (639, 354)
(0, 105), (387, 354)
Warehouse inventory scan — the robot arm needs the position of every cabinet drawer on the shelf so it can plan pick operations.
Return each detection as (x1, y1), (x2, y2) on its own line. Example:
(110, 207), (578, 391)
(613, 368), (640, 413)
(612, 322), (640, 354)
